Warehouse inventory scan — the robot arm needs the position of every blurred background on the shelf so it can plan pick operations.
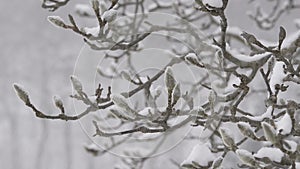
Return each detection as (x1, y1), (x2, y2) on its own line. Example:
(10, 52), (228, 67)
(0, 0), (299, 169)
(0, 0), (91, 169)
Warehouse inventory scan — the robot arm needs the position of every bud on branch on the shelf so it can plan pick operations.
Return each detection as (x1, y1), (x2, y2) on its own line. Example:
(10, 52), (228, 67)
(53, 95), (64, 114)
(164, 66), (176, 92)
(47, 16), (67, 28)
(262, 122), (278, 144)
(70, 75), (83, 93)
(220, 128), (236, 150)
(13, 83), (30, 105)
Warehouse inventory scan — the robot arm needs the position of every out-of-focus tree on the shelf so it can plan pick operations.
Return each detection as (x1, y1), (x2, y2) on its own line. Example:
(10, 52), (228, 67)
(14, 0), (300, 168)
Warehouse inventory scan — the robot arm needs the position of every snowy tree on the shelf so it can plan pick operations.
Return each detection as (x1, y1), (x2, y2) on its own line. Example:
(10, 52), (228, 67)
(14, 0), (300, 168)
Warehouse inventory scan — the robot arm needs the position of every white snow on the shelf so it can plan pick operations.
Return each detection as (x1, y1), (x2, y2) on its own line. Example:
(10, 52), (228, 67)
(226, 27), (243, 37)
(137, 42), (144, 50)
(101, 61), (118, 76)
(147, 1), (173, 11)
(182, 8), (195, 16)
(189, 108), (205, 117)
(114, 163), (130, 169)
(180, 46), (190, 53)
(88, 96), (97, 102)
(185, 53), (198, 60)
(202, 0), (223, 7)
(132, 76), (150, 84)
(155, 1), (173, 7)
(75, 4), (94, 16)
(150, 85), (162, 97)
(111, 94), (136, 117)
(283, 140), (298, 152)
(238, 122), (252, 129)
(157, 106), (167, 112)
(254, 147), (284, 163)
(102, 9), (118, 22)
(111, 94), (129, 108)
(181, 143), (217, 166)
(236, 149), (252, 158)
(134, 132), (161, 140)
(261, 22), (272, 29)
(138, 107), (153, 116)
(184, 52), (204, 67)
(84, 143), (100, 151)
(246, 106), (272, 121)
(288, 162), (300, 169)
(139, 77), (149, 83)
(282, 30), (300, 48)
(275, 113), (292, 135)
(227, 46), (271, 62)
(82, 26), (100, 37)
(259, 39), (277, 47)
(212, 27), (246, 45)
(147, 3), (158, 11)
(269, 61), (286, 91)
